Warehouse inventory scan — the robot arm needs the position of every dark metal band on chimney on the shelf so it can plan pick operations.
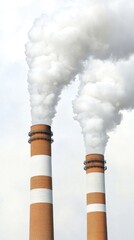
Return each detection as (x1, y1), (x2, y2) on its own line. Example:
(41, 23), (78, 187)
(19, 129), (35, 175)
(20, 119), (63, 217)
(84, 159), (107, 171)
(28, 128), (53, 144)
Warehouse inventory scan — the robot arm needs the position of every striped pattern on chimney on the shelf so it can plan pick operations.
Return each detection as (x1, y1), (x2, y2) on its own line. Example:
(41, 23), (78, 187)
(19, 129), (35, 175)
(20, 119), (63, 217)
(29, 124), (54, 240)
(85, 154), (108, 240)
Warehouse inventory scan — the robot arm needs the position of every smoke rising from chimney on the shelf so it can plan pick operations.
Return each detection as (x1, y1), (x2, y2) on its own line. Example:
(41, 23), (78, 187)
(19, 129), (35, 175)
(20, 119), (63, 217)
(25, 5), (108, 125)
(73, 56), (134, 154)
(26, 2), (134, 153)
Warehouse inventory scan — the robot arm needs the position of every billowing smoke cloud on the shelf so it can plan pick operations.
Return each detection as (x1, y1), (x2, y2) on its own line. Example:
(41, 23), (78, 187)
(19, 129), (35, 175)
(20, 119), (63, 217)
(73, 56), (134, 154)
(26, 3), (134, 126)
(25, 6), (107, 125)
(26, 1), (134, 154)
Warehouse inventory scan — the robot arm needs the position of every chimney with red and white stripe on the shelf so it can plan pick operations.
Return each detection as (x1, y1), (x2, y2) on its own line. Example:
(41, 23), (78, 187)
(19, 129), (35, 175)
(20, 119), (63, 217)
(28, 124), (54, 240)
(84, 154), (108, 240)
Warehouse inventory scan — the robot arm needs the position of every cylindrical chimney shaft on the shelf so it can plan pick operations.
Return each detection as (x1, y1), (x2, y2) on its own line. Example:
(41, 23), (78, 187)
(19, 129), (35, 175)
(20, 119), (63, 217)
(28, 124), (54, 240)
(84, 154), (108, 240)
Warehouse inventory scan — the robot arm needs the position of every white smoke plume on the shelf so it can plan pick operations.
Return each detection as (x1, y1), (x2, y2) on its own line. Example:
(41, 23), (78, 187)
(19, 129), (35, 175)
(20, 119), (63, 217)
(73, 55), (134, 154)
(26, 2), (134, 126)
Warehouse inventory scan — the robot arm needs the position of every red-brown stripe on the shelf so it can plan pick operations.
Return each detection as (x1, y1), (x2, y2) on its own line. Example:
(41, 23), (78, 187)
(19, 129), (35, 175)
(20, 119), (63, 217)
(87, 212), (107, 240)
(86, 168), (104, 173)
(30, 125), (52, 156)
(87, 192), (105, 205)
(86, 154), (105, 174)
(30, 176), (52, 190)
(30, 203), (54, 240)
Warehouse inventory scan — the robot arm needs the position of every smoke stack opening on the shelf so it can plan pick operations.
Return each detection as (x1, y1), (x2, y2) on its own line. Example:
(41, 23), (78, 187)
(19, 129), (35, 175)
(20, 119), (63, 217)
(84, 154), (107, 171)
(28, 124), (53, 144)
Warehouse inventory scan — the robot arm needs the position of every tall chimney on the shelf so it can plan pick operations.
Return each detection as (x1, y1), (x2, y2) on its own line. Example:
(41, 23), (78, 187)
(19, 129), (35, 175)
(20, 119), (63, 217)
(28, 124), (54, 240)
(84, 154), (108, 240)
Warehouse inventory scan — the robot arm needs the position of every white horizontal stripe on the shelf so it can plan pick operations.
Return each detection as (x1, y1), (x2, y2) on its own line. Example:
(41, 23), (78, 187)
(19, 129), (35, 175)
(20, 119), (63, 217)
(86, 172), (105, 194)
(31, 155), (51, 177)
(30, 188), (52, 204)
(87, 204), (106, 213)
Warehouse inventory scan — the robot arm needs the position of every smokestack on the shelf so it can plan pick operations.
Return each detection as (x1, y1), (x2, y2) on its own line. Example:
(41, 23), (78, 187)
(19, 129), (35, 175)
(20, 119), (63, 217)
(84, 154), (107, 240)
(28, 124), (54, 240)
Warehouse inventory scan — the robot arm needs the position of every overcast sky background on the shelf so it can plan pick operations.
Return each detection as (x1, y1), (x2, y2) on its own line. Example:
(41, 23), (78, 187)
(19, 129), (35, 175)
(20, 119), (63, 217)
(0, 0), (134, 239)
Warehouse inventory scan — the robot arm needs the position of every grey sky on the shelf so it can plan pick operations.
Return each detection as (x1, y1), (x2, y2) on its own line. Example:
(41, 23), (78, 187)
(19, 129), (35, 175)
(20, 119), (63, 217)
(0, 0), (134, 239)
